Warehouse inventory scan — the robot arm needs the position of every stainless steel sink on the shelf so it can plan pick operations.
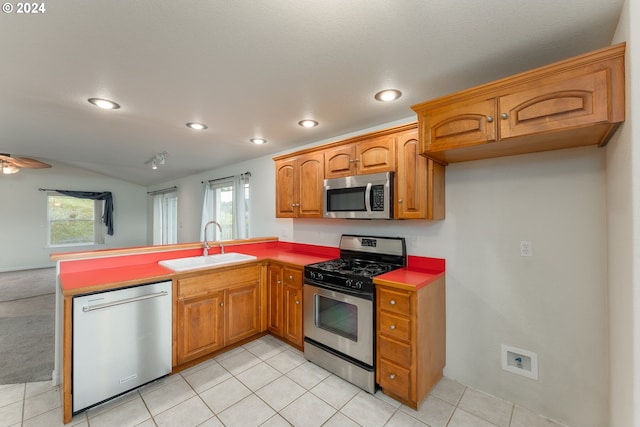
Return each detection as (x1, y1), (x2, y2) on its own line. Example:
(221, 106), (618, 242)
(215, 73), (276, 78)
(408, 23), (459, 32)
(159, 252), (257, 272)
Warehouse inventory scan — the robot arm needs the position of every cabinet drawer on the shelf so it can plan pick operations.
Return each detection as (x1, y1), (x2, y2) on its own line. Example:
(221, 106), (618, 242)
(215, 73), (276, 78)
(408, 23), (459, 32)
(283, 267), (302, 287)
(378, 287), (411, 315)
(178, 264), (260, 299)
(378, 335), (411, 367)
(378, 359), (410, 400)
(378, 312), (411, 342)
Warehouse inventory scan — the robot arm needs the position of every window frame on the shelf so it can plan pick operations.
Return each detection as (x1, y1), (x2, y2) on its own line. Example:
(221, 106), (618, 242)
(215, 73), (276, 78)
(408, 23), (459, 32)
(46, 192), (105, 248)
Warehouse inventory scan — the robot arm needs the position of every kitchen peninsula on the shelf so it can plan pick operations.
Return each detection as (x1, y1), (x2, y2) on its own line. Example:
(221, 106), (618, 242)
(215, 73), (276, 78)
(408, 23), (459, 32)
(51, 237), (446, 424)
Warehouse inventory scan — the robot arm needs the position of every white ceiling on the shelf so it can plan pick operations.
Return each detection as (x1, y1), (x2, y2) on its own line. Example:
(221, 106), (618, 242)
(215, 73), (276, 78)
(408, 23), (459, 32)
(0, 0), (624, 186)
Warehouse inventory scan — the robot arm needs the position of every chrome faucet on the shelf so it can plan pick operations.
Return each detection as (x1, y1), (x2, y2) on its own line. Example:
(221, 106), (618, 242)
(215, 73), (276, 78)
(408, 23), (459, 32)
(203, 221), (223, 256)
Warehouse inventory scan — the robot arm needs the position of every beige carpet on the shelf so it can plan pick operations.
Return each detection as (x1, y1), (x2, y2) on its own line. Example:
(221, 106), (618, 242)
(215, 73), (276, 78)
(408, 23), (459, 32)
(0, 267), (56, 384)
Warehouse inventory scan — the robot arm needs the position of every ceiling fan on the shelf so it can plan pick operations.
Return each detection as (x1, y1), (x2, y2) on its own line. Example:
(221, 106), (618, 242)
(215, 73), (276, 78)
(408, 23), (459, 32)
(0, 153), (52, 175)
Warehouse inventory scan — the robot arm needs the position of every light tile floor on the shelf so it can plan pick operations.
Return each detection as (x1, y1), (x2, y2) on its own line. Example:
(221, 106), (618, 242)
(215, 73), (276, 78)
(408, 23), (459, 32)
(1, 335), (567, 427)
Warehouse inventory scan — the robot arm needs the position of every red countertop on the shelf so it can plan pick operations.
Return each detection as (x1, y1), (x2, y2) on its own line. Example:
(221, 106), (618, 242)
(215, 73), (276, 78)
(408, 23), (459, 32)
(57, 241), (339, 295)
(55, 240), (444, 295)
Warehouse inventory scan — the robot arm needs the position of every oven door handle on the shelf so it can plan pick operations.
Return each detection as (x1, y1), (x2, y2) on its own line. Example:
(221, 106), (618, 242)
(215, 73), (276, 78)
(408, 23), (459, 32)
(364, 182), (372, 215)
(304, 280), (373, 301)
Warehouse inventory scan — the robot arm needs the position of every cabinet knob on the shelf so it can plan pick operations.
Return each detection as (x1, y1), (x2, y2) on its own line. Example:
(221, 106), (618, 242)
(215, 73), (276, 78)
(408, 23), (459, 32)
(390, 300), (396, 305)
(277, 280), (281, 284)
(390, 324), (396, 330)
(501, 113), (509, 120)
(389, 374), (396, 380)
(289, 275), (293, 279)
(220, 302), (224, 307)
(398, 199), (403, 204)
(486, 115), (494, 123)
(295, 300), (300, 305)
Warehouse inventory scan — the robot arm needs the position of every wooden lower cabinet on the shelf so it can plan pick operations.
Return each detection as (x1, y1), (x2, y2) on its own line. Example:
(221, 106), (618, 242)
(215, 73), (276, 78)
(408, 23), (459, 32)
(376, 277), (446, 409)
(177, 291), (225, 363)
(267, 263), (304, 348)
(176, 264), (262, 365)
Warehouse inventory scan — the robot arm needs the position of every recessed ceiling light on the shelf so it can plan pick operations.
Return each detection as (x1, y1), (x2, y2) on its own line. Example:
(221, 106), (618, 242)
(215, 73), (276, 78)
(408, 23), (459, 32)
(186, 122), (208, 130)
(298, 119), (319, 128)
(374, 89), (402, 102)
(88, 98), (120, 109)
(250, 138), (267, 145)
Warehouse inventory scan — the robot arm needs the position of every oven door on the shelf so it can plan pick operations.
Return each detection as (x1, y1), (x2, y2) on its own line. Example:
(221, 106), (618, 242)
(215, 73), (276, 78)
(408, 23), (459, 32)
(303, 283), (374, 365)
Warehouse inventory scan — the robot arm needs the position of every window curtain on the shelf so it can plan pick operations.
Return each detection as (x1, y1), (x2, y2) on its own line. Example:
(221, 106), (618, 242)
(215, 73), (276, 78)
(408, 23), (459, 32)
(54, 191), (114, 235)
(233, 173), (249, 239)
(200, 182), (215, 241)
(153, 191), (178, 244)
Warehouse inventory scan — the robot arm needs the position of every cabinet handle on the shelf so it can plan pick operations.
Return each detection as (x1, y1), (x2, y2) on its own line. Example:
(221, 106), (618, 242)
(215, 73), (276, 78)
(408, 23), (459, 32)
(501, 113), (509, 120)
(390, 324), (396, 330)
(389, 374), (396, 380)
(486, 115), (494, 123)
(390, 300), (396, 305)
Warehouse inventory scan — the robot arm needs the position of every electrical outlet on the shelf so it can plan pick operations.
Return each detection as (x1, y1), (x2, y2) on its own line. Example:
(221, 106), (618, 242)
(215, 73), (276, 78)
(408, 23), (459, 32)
(520, 240), (533, 257)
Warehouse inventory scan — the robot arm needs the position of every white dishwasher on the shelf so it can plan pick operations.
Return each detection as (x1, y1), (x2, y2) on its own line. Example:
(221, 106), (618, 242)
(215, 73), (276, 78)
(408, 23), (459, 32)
(72, 281), (172, 413)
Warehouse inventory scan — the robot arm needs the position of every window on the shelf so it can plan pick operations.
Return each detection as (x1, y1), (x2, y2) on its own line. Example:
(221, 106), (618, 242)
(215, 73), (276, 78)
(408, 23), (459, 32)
(47, 193), (104, 247)
(201, 173), (250, 240)
(152, 191), (178, 245)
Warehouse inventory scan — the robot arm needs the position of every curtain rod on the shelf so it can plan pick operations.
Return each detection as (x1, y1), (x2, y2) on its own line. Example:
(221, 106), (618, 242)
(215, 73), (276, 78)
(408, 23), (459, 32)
(147, 186), (178, 195)
(201, 171), (251, 184)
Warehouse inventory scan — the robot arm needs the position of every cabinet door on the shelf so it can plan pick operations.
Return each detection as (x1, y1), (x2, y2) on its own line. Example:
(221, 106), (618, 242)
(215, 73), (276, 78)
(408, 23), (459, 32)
(283, 283), (303, 347)
(357, 135), (395, 175)
(325, 145), (356, 178)
(499, 69), (610, 139)
(226, 283), (260, 344)
(421, 98), (497, 154)
(297, 152), (324, 218)
(267, 265), (283, 336)
(396, 129), (426, 219)
(275, 158), (297, 218)
(177, 292), (224, 364)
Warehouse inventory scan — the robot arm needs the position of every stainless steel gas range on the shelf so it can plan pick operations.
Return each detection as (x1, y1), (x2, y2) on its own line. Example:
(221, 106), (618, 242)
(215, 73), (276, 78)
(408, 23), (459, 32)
(303, 234), (407, 393)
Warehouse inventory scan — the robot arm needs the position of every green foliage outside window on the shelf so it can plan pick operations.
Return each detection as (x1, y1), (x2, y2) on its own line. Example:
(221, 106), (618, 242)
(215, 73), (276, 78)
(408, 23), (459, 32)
(48, 195), (98, 245)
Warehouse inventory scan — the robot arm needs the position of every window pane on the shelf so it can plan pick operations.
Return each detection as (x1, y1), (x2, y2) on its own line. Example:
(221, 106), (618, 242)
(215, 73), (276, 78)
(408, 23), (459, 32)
(213, 184), (234, 240)
(48, 195), (100, 246)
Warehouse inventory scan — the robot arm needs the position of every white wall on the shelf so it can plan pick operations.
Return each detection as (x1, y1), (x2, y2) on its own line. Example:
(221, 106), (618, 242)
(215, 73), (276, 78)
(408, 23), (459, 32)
(608, 1), (639, 425)
(0, 161), (148, 271)
(294, 147), (609, 427)
(150, 118), (611, 426)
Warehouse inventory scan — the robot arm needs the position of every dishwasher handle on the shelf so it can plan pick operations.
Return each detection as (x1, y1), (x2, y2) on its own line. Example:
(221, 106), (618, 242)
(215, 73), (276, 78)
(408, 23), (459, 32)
(82, 290), (169, 312)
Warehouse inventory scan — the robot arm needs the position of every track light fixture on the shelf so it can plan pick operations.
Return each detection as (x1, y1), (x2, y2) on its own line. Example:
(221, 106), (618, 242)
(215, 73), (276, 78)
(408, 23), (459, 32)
(145, 151), (168, 170)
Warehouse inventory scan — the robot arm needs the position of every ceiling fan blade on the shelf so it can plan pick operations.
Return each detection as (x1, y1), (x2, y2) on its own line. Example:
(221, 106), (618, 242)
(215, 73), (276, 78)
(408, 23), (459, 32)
(0, 154), (51, 169)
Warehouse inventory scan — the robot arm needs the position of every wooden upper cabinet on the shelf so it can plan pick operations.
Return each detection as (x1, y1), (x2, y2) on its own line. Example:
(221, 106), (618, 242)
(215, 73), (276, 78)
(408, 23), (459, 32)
(275, 152), (324, 218)
(297, 153), (324, 217)
(325, 135), (395, 179)
(499, 69), (610, 139)
(275, 158), (296, 217)
(324, 145), (356, 178)
(423, 98), (497, 153)
(356, 135), (395, 175)
(413, 43), (625, 164)
(395, 127), (445, 220)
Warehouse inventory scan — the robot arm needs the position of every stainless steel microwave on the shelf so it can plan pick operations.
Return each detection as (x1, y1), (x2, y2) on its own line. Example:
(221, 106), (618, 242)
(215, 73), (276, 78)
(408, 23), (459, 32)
(323, 172), (393, 219)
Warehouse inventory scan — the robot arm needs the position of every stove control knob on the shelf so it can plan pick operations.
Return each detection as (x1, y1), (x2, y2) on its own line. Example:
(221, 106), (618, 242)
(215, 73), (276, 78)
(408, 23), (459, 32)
(346, 279), (353, 288)
(355, 281), (363, 289)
